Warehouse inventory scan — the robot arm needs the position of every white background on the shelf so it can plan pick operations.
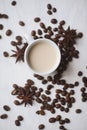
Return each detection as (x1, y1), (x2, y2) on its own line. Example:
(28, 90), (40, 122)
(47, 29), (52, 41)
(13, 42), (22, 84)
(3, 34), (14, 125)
(0, 0), (87, 130)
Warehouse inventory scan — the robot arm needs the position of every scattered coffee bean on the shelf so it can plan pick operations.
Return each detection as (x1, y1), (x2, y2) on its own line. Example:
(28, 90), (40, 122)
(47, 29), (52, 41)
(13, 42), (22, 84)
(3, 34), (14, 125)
(78, 71), (83, 76)
(0, 24), (3, 30)
(47, 10), (52, 15)
(31, 30), (36, 36)
(19, 21), (25, 26)
(11, 1), (16, 6)
(75, 109), (82, 113)
(11, 41), (17, 46)
(3, 51), (9, 57)
(47, 4), (52, 9)
(40, 22), (45, 29)
(17, 115), (23, 121)
(77, 32), (83, 38)
(49, 117), (56, 123)
(3, 105), (10, 111)
(65, 118), (70, 123)
(34, 17), (40, 22)
(47, 84), (54, 90)
(42, 80), (48, 84)
(45, 90), (51, 95)
(15, 120), (21, 126)
(59, 125), (65, 129)
(0, 114), (8, 119)
(74, 81), (79, 86)
(37, 29), (42, 35)
(38, 124), (45, 129)
(52, 8), (57, 13)
(27, 79), (34, 85)
(6, 29), (12, 36)
(16, 36), (22, 41)
(14, 100), (20, 105)
(59, 20), (65, 25)
(51, 18), (57, 24)
(59, 120), (65, 125)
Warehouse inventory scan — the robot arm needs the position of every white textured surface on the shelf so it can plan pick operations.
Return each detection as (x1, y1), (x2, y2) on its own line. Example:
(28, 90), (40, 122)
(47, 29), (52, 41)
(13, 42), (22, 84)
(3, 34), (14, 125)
(0, 0), (87, 130)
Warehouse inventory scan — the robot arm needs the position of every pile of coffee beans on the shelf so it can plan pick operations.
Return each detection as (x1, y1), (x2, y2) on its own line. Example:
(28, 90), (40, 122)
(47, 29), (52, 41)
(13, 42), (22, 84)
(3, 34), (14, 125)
(15, 115), (24, 126)
(47, 4), (57, 15)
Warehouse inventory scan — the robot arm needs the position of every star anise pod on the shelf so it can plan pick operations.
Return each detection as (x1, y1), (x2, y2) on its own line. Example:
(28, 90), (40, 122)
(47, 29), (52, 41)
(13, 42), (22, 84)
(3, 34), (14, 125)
(62, 26), (77, 44)
(17, 88), (35, 106)
(11, 43), (28, 63)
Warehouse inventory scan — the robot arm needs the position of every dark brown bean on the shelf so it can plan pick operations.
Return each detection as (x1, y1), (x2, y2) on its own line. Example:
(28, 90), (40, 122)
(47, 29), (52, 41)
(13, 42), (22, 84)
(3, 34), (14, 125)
(34, 17), (40, 22)
(59, 120), (65, 125)
(38, 124), (45, 129)
(0, 24), (3, 30)
(42, 80), (48, 84)
(52, 8), (57, 13)
(45, 90), (51, 95)
(16, 36), (22, 41)
(3, 51), (9, 57)
(17, 115), (23, 121)
(27, 79), (34, 85)
(56, 115), (61, 121)
(47, 76), (52, 81)
(74, 81), (79, 86)
(59, 20), (65, 25)
(47, 84), (54, 90)
(78, 71), (83, 76)
(59, 125), (65, 129)
(36, 98), (42, 103)
(75, 109), (82, 113)
(0, 114), (8, 119)
(3, 105), (10, 111)
(40, 22), (45, 29)
(19, 21), (25, 26)
(47, 4), (52, 9)
(6, 29), (12, 36)
(49, 117), (56, 123)
(77, 32), (83, 38)
(65, 118), (70, 123)
(31, 30), (36, 36)
(37, 29), (42, 35)
(14, 100), (20, 105)
(15, 120), (20, 126)
(51, 18), (57, 24)
(11, 1), (16, 6)
(47, 10), (52, 15)
(11, 41), (17, 46)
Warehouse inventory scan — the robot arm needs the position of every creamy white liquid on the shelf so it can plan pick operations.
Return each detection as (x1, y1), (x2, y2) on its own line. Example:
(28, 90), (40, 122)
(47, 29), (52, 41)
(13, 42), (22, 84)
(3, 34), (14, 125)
(28, 41), (57, 73)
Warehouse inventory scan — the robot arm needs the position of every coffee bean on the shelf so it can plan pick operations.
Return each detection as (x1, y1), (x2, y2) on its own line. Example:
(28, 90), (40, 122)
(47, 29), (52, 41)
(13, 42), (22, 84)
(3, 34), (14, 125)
(0, 114), (8, 119)
(34, 17), (40, 22)
(45, 90), (51, 95)
(16, 36), (22, 42)
(65, 118), (70, 123)
(47, 10), (52, 15)
(6, 29), (12, 36)
(53, 27), (58, 32)
(19, 21), (25, 26)
(59, 120), (65, 125)
(31, 30), (36, 36)
(38, 124), (45, 129)
(78, 71), (83, 76)
(77, 32), (83, 38)
(47, 84), (54, 90)
(40, 22), (45, 29)
(35, 92), (41, 97)
(82, 77), (87, 83)
(37, 29), (42, 35)
(15, 120), (20, 126)
(80, 87), (86, 92)
(14, 100), (20, 105)
(56, 115), (61, 121)
(50, 108), (55, 114)
(65, 108), (69, 113)
(53, 7), (57, 13)
(51, 18), (57, 24)
(37, 75), (44, 80)
(74, 81), (79, 86)
(11, 1), (16, 6)
(59, 125), (65, 129)
(47, 4), (52, 9)
(3, 51), (9, 57)
(27, 79), (34, 85)
(0, 24), (3, 30)
(11, 41), (17, 46)
(70, 90), (75, 95)
(36, 98), (42, 103)
(0, 35), (2, 39)
(17, 115), (23, 121)
(39, 88), (43, 92)
(40, 110), (45, 115)
(3, 105), (10, 111)
(42, 80), (48, 84)
(49, 117), (56, 123)
(75, 109), (82, 113)
(59, 20), (65, 25)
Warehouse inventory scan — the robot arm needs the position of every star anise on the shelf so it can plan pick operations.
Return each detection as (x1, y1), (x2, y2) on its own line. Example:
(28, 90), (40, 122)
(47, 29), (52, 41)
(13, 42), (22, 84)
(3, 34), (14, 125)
(17, 88), (35, 106)
(62, 26), (77, 44)
(11, 43), (28, 63)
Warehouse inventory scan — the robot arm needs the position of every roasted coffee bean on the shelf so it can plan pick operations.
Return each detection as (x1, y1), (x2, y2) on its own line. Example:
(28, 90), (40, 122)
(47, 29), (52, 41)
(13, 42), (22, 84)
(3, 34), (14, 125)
(0, 35), (2, 39)
(17, 115), (23, 121)
(56, 115), (61, 121)
(77, 32), (83, 38)
(11, 1), (16, 6)
(74, 81), (79, 86)
(31, 30), (36, 36)
(40, 22), (45, 29)
(3, 105), (10, 111)
(65, 108), (69, 113)
(19, 21), (25, 26)
(44, 34), (50, 39)
(40, 110), (45, 115)
(35, 92), (41, 97)
(59, 20), (65, 25)
(47, 4), (52, 9)
(11, 41), (17, 46)
(37, 29), (42, 35)
(65, 118), (70, 123)
(70, 90), (75, 95)
(80, 87), (86, 92)
(45, 90), (51, 95)
(27, 79), (34, 85)
(52, 8), (57, 13)
(15, 120), (21, 126)
(53, 27), (58, 32)
(51, 18), (57, 24)
(78, 71), (83, 76)
(50, 108), (55, 114)
(48, 30), (53, 36)
(82, 77), (87, 83)
(0, 114), (8, 119)
(49, 117), (56, 123)
(16, 36), (22, 41)
(42, 80), (48, 84)
(38, 124), (45, 129)
(39, 88), (43, 92)
(0, 24), (3, 30)
(47, 84), (53, 90)
(3, 51), (9, 57)
(75, 109), (82, 113)
(59, 125), (65, 129)
(41, 94), (47, 100)
(36, 98), (42, 103)
(47, 10), (52, 15)
(6, 29), (12, 36)
(43, 28), (47, 33)
(34, 36), (38, 40)
(14, 100), (20, 105)
(34, 17), (40, 22)
(59, 120), (65, 125)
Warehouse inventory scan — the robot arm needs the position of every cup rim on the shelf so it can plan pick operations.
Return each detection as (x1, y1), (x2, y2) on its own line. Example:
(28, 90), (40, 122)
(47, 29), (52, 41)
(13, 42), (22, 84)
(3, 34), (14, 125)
(24, 38), (61, 75)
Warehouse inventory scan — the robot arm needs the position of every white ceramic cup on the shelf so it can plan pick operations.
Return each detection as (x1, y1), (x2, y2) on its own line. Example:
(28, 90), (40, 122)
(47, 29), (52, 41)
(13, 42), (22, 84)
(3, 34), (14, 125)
(24, 38), (61, 75)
